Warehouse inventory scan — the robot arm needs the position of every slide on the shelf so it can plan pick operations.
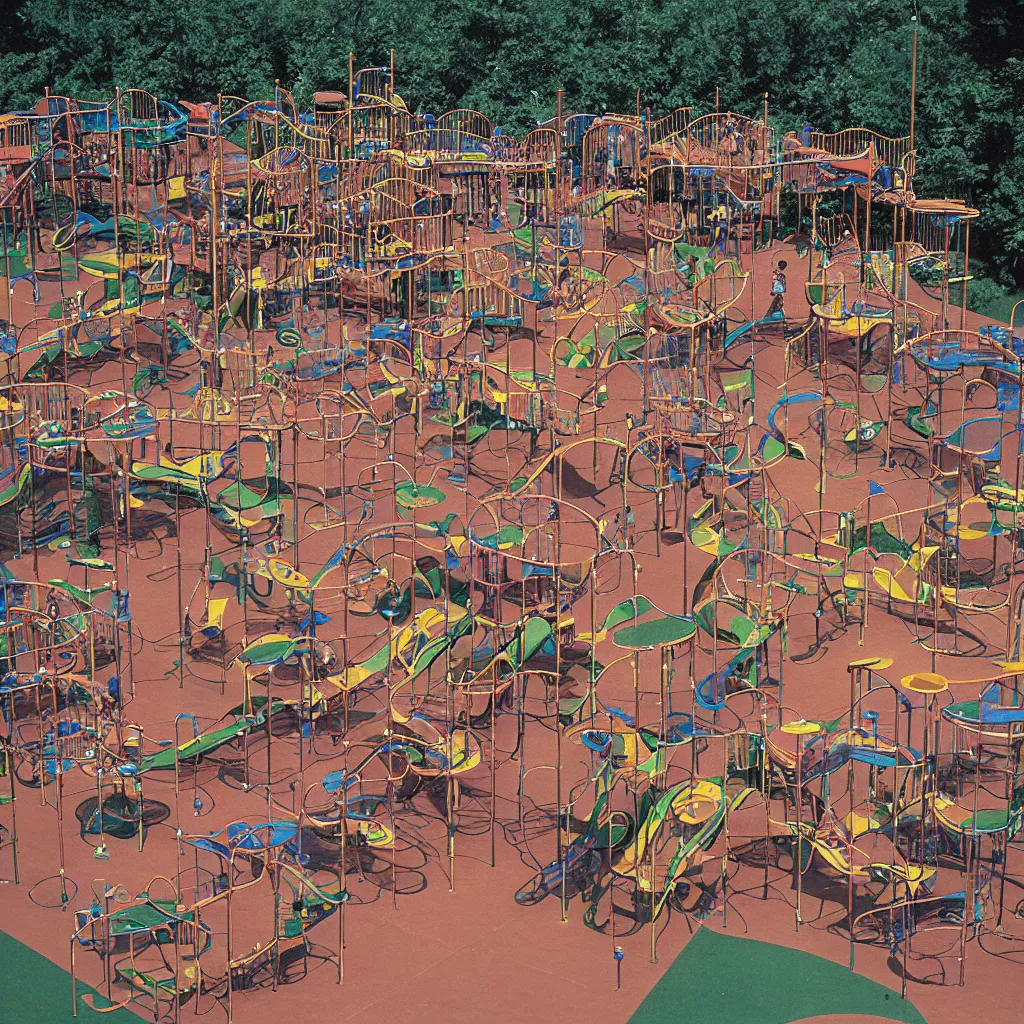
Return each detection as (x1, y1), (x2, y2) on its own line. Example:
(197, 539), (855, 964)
(140, 697), (284, 773)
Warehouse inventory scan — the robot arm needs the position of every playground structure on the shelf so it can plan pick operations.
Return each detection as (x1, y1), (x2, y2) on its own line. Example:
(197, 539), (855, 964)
(1, 60), (1024, 1023)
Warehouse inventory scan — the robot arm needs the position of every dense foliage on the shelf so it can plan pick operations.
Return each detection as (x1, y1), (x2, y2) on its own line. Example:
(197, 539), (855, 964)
(2, 0), (1022, 291)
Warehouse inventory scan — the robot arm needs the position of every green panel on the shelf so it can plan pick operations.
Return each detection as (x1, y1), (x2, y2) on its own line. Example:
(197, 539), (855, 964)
(630, 927), (926, 1024)
(0, 929), (144, 1022)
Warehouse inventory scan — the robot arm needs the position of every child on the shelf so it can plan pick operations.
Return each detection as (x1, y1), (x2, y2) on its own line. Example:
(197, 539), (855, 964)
(767, 259), (787, 317)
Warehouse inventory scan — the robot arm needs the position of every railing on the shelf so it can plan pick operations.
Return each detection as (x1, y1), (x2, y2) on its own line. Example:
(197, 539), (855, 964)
(807, 127), (911, 173)
(650, 107), (693, 146)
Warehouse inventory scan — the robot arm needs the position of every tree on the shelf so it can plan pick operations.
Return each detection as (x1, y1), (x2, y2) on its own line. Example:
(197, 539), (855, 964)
(2, 0), (1021, 286)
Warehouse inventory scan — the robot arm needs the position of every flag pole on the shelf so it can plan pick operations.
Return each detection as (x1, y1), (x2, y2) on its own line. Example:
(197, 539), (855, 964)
(909, 15), (919, 154)
(862, 488), (871, 644)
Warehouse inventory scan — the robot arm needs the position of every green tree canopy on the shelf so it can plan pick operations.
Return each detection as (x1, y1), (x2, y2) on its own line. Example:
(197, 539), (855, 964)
(2, 0), (1022, 285)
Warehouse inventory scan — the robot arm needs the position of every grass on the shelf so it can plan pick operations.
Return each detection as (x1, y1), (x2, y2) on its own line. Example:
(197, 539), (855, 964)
(963, 276), (1024, 325)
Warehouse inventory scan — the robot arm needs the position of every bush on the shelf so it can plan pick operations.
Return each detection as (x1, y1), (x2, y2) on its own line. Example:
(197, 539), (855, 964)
(966, 277), (1024, 325)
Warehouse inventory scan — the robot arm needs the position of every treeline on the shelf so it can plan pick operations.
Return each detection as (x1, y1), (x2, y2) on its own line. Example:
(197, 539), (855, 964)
(2, 0), (1022, 292)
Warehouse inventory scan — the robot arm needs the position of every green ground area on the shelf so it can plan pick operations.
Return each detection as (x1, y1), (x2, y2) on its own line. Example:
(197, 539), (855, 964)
(0, 929), (141, 1023)
(969, 284), (1024, 325)
(630, 927), (927, 1024)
